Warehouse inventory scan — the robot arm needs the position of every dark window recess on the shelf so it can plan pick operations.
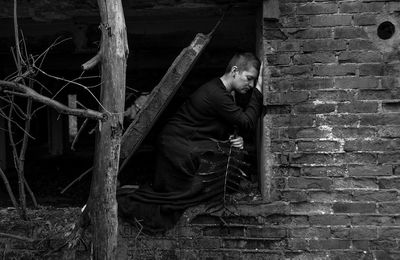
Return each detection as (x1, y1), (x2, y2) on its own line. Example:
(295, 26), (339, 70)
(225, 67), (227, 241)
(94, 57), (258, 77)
(377, 21), (395, 40)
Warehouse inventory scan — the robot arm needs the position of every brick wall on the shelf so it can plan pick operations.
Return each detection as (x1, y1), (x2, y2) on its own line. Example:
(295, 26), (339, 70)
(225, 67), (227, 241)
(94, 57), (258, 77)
(120, 0), (400, 259)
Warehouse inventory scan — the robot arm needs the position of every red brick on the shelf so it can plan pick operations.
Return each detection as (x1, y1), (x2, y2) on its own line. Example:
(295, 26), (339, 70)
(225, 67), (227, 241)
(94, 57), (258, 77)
(345, 139), (400, 152)
(266, 54), (291, 65)
(383, 102), (400, 113)
(271, 141), (295, 152)
(281, 16), (310, 28)
(222, 238), (286, 250)
(359, 64), (385, 76)
(303, 39), (346, 52)
(266, 91), (309, 105)
(337, 101), (378, 113)
(353, 240), (398, 251)
(293, 53), (335, 65)
(335, 76), (378, 89)
(350, 227), (377, 240)
(287, 177), (332, 190)
(351, 215), (394, 226)
(348, 165), (392, 176)
(293, 78), (334, 90)
(338, 51), (382, 63)
(313, 64), (356, 76)
(274, 41), (301, 52)
(280, 190), (308, 202)
(309, 191), (351, 202)
(333, 202), (376, 213)
(378, 153), (400, 164)
(270, 79), (292, 91)
(202, 226), (245, 237)
(286, 127), (329, 138)
(334, 27), (368, 39)
(287, 238), (308, 250)
(385, 62), (400, 75)
(289, 153), (339, 165)
(297, 3), (337, 14)
(290, 202), (332, 214)
(310, 14), (352, 27)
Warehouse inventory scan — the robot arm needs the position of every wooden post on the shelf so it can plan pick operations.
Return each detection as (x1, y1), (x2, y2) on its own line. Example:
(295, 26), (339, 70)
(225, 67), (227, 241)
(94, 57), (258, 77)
(87, 0), (128, 259)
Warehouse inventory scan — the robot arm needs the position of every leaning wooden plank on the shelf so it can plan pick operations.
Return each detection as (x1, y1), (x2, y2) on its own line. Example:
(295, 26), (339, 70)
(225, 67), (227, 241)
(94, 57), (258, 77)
(119, 20), (223, 169)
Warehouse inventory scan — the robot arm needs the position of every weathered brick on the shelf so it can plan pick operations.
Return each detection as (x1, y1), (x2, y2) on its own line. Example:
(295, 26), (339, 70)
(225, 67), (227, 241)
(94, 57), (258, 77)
(309, 239), (351, 250)
(289, 227), (330, 239)
(346, 139), (400, 152)
(303, 39), (346, 52)
(287, 177), (332, 190)
(338, 51), (382, 63)
(287, 238), (308, 250)
(360, 113), (400, 126)
(309, 90), (354, 102)
(301, 166), (347, 177)
(334, 27), (368, 39)
(313, 64), (356, 76)
(281, 15), (310, 28)
(316, 114), (359, 127)
(266, 104), (291, 114)
(353, 190), (398, 202)
(266, 91), (309, 105)
(354, 14), (377, 26)
(271, 141), (295, 152)
(344, 153), (378, 164)
(350, 227), (377, 240)
(378, 227), (400, 240)
(387, 2), (400, 13)
(293, 78), (334, 90)
(290, 202), (332, 214)
(297, 3), (337, 15)
(289, 153), (339, 165)
(271, 65), (311, 77)
(287, 126), (331, 138)
(332, 178), (378, 190)
(332, 127), (376, 138)
(348, 165), (392, 176)
(310, 14), (352, 27)
(378, 177), (400, 189)
(273, 41), (301, 52)
(349, 39), (378, 51)
(297, 140), (341, 152)
(335, 76), (379, 89)
(202, 227), (245, 237)
(272, 115), (315, 127)
(264, 29), (289, 40)
(269, 79), (293, 92)
(309, 191), (351, 202)
(339, 2), (384, 13)
(329, 251), (373, 260)
(378, 203), (400, 214)
(309, 215), (350, 226)
(266, 54), (291, 65)
(337, 101), (378, 113)
(359, 89), (400, 100)
(280, 190), (308, 202)
(293, 53), (335, 65)
(246, 227), (287, 238)
(383, 102), (400, 113)
(385, 63), (400, 76)
(378, 126), (400, 138)
(293, 103), (336, 114)
(359, 64), (385, 76)
(353, 239), (398, 251)
(286, 28), (331, 39)
(333, 202), (376, 213)
(223, 238), (286, 250)
(378, 153), (400, 164)
(352, 215), (394, 226)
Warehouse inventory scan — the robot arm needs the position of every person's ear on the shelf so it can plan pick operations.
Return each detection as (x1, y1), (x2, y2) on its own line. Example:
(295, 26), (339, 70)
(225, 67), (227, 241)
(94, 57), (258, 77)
(231, 66), (238, 78)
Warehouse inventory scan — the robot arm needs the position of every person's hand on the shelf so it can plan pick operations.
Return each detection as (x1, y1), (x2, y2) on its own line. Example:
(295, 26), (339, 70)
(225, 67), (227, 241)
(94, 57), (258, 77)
(256, 62), (264, 93)
(229, 135), (244, 149)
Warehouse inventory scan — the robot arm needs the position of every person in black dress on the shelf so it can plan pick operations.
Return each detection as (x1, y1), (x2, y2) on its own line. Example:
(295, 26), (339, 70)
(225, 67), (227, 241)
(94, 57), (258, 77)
(117, 52), (264, 233)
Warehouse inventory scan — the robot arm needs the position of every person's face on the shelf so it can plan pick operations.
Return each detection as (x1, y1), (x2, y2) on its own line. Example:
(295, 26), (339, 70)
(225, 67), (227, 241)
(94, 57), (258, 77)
(231, 66), (258, 94)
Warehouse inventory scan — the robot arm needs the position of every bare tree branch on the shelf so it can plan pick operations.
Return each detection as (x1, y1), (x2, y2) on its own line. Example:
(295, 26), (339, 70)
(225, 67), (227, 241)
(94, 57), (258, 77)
(82, 52), (101, 71)
(0, 80), (105, 120)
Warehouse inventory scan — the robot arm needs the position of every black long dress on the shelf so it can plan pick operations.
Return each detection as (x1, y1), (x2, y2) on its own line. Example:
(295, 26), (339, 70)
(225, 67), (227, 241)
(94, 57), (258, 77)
(117, 78), (263, 233)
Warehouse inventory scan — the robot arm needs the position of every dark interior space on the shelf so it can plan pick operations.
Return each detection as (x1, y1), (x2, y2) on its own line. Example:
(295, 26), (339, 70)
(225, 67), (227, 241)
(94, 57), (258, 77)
(0, 1), (259, 207)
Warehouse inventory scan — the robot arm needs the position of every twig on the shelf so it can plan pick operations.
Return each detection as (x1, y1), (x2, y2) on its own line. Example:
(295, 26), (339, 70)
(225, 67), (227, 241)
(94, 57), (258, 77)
(0, 80), (105, 120)
(0, 167), (19, 211)
(60, 167), (93, 194)
(0, 232), (34, 243)
(82, 52), (101, 71)
(71, 118), (89, 151)
(24, 176), (38, 208)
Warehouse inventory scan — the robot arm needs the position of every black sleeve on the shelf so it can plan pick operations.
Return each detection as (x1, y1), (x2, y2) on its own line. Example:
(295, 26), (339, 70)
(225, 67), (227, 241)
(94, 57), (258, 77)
(211, 88), (263, 131)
